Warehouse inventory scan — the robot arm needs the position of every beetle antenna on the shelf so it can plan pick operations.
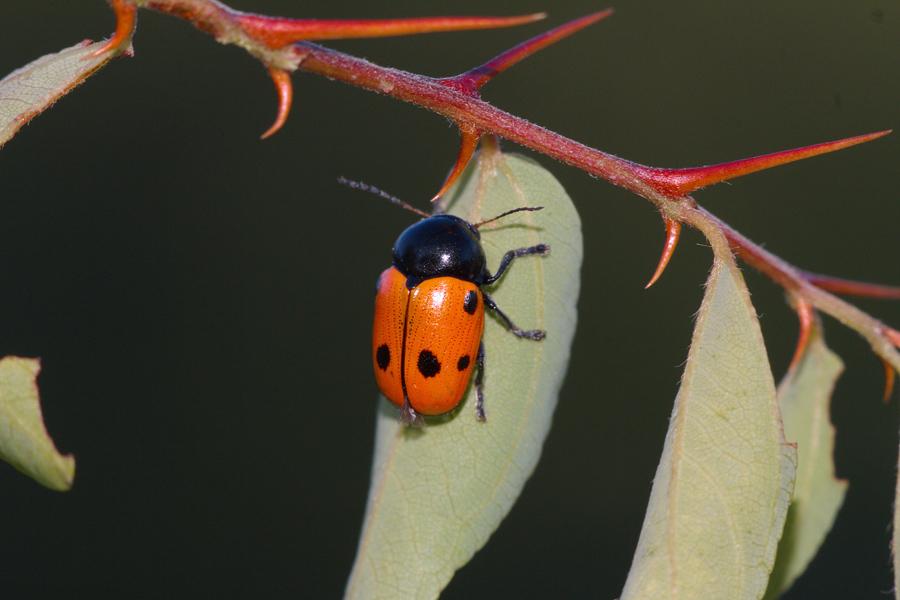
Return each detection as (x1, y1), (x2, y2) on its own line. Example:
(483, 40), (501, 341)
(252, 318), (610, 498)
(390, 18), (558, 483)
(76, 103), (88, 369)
(338, 177), (430, 218)
(473, 206), (544, 228)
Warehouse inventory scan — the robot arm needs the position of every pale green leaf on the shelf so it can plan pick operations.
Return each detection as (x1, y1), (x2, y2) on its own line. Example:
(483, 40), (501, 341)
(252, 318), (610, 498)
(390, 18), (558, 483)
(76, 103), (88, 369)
(895, 389), (900, 599)
(344, 150), (582, 600)
(0, 39), (120, 148)
(0, 356), (74, 491)
(621, 257), (797, 600)
(763, 320), (846, 599)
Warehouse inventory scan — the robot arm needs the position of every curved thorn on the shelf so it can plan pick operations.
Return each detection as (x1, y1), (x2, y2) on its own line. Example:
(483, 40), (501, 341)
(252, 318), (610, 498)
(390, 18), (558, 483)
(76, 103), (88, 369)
(431, 124), (481, 201)
(882, 359), (896, 403)
(261, 67), (293, 139)
(87, 0), (137, 58)
(645, 217), (681, 288)
(884, 330), (900, 403)
(788, 297), (815, 372)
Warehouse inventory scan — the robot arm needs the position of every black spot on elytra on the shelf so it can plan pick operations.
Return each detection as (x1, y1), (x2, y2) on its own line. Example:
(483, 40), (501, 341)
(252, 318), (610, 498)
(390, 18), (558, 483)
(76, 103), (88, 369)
(417, 350), (441, 378)
(463, 290), (478, 315)
(376, 344), (390, 371)
(457, 355), (470, 371)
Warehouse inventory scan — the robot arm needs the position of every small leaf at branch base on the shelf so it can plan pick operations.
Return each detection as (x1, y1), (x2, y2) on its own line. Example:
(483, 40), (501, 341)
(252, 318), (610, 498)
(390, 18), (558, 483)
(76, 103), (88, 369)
(345, 152), (582, 600)
(621, 257), (797, 600)
(763, 322), (846, 599)
(0, 39), (120, 149)
(0, 357), (75, 491)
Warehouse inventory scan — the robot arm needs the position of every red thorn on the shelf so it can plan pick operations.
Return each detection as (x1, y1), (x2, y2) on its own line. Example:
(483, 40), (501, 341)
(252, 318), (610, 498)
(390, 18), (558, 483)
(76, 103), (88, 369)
(237, 13), (546, 49)
(645, 217), (680, 288)
(456, 10), (613, 90)
(788, 297), (815, 371)
(432, 124), (481, 201)
(261, 67), (293, 139)
(882, 359), (896, 403)
(887, 327), (900, 348)
(630, 130), (891, 197)
(87, 0), (137, 58)
(800, 271), (900, 300)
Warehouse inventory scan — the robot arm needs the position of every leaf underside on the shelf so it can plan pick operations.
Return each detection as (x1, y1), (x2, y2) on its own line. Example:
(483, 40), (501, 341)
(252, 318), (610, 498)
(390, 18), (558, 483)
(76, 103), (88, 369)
(345, 150), (582, 600)
(0, 39), (117, 149)
(621, 256), (797, 600)
(0, 357), (74, 491)
(764, 321), (846, 599)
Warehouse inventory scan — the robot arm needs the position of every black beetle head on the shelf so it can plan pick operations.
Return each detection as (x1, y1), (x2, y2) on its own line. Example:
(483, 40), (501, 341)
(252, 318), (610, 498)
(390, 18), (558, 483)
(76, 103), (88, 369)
(392, 215), (487, 288)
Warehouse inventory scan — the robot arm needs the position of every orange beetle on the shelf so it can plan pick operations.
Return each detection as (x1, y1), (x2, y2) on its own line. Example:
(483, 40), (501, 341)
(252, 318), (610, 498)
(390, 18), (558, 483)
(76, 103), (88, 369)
(372, 210), (548, 426)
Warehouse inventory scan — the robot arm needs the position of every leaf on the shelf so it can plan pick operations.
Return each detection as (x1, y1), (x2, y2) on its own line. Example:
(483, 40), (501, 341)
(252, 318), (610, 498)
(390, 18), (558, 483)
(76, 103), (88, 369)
(894, 408), (900, 598)
(620, 256), (797, 600)
(344, 149), (582, 600)
(0, 39), (121, 148)
(763, 321), (846, 599)
(896, 478), (900, 599)
(0, 357), (75, 491)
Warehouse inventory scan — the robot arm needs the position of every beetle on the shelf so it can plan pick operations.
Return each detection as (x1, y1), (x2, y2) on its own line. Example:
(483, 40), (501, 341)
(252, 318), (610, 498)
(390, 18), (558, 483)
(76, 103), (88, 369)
(344, 179), (549, 426)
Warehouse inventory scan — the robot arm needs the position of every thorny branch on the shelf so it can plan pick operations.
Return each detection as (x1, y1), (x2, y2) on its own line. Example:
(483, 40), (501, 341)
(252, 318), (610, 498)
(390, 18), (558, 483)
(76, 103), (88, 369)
(93, 0), (900, 380)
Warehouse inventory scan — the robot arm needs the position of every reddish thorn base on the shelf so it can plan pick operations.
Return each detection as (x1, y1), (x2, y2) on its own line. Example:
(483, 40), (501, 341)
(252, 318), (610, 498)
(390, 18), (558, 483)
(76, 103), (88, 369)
(88, 0), (137, 58)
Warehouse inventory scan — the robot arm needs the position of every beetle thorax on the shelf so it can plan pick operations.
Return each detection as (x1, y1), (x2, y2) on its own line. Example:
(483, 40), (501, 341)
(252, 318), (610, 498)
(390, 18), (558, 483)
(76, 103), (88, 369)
(392, 215), (487, 287)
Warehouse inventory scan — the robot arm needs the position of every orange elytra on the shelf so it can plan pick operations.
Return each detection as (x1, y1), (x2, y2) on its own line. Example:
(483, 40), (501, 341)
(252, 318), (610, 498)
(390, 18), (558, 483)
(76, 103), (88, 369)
(344, 179), (548, 426)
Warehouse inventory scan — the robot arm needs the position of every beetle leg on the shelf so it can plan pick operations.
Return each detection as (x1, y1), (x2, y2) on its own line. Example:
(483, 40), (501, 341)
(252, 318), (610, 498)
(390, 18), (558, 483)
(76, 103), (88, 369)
(474, 341), (486, 421)
(483, 243), (549, 285)
(482, 291), (545, 340)
(399, 395), (425, 427)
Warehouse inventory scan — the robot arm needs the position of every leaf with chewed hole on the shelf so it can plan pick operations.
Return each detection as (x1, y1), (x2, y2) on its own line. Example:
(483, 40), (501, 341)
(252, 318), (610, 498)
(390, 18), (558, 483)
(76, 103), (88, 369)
(763, 320), (846, 599)
(345, 148), (582, 600)
(621, 256), (796, 600)
(0, 357), (74, 491)
(0, 39), (122, 148)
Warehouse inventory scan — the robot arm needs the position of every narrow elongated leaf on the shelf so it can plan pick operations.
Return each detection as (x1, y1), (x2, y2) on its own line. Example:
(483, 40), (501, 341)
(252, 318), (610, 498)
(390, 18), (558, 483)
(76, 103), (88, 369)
(0, 357), (74, 491)
(895, 412), (900, 599)
(621, 256), (797, 600)
(345, 150), (582, 600)
(764, 322), (846, 599)
(0, 39), (121, 148)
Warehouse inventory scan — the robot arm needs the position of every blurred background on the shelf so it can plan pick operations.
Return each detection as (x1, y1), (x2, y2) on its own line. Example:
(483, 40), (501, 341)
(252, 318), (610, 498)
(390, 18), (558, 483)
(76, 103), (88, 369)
(0, 1), (897, 598)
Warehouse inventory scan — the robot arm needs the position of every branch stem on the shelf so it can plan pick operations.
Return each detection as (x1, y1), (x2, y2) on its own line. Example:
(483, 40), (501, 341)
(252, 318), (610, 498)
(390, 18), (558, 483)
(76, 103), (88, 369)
(126, 2), (899, 370)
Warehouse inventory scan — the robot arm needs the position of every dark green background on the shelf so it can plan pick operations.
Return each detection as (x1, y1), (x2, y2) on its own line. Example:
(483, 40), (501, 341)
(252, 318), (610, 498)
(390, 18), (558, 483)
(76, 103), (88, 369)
(0, 1), (897, 598)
